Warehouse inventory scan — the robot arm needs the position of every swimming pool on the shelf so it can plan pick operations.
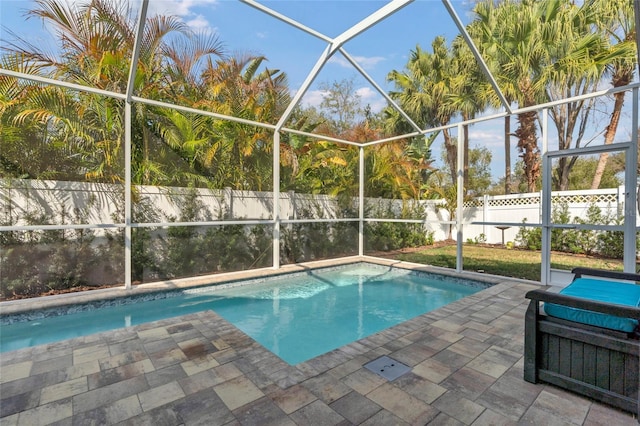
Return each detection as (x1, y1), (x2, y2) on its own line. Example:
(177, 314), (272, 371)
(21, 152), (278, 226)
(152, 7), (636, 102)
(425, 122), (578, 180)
(0, 263), (489, 364)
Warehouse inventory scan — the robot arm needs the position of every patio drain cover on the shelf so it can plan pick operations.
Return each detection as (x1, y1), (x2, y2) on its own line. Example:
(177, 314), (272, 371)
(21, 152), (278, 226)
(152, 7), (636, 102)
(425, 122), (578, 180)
(363, 355), (410, 381)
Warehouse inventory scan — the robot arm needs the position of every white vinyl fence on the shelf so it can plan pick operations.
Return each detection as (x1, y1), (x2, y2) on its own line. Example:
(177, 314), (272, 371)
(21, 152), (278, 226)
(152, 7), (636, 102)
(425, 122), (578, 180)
(0, 178), (629, 245)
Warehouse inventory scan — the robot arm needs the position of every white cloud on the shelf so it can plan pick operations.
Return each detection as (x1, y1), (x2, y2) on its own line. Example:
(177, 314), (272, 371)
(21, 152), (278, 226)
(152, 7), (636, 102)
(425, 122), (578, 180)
(355, 87), (376, 100)
(186, 14), (211, 31)
(147, 0), (218, 33)
(148, 0), (218, 17)
(256, 32), (268, 39)
(300, 89), (329, 109)
(355, 87), (386, 113)
(327, 55), (386, 70)
(468, 130), (503, 149)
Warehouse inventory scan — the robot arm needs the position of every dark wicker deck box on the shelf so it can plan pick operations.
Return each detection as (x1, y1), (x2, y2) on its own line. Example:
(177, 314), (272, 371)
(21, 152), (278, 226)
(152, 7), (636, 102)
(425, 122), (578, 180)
(524, 269), (640, 417)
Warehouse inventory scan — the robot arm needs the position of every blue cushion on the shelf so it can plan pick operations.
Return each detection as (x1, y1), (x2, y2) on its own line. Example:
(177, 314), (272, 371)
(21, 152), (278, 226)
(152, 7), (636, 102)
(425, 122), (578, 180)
(544, 277), (640, 333)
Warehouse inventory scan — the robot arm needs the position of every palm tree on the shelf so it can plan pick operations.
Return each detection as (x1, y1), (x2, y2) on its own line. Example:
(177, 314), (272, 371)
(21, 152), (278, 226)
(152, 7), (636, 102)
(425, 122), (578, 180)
(587, 0), (637, 189)
(473, 0), (577, 192)
(498, 0), (549, 192)
(293, 141), (358, 198)
(470, 0), (634, 191)
(365, 139), (435, 200)
(449, 36), (491, 190)
(198, 54), (290, 190)
(467, 1), (518, 194)
(542, 0), (631, 190)
(0, 53), (93, 180)
(387, 37), (457, 183)
(3, 0), (224, 185)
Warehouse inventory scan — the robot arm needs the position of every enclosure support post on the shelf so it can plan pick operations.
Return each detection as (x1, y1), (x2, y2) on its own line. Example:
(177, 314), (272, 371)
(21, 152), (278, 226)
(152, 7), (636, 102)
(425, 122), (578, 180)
(483, 194), (488, 240)
(273, 131), (281, 269)
(540, 109), (551, 286)
(124, 104), (132, 290)
(122, 0), (148, 290)
(623, 87), (638, 273)
(359, 146), (365, 256)
(456, 123), (463, 272)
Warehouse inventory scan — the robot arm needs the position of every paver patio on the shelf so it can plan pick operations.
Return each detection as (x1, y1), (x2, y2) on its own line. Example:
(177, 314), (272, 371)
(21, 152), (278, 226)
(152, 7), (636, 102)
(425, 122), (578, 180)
(1, 261), (637, 425)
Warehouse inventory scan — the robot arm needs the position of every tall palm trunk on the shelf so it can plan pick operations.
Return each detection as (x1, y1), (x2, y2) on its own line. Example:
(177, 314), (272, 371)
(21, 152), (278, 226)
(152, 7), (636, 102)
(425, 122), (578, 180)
(590, 73), (630, 189)
(515, 80), (540, 193)
(515, 109), (540, 192)
(443, 128), (457, 184)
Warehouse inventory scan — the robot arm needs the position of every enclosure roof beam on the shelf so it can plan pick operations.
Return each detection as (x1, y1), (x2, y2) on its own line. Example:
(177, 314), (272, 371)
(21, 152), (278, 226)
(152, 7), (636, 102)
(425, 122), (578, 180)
(274, 44), (332, 131)
(133, 96), (277, 130)
(280, 127), (362, 147)
(125, 0), (148, 101)
(362, 131), (424, 147)
(339, 47), (423, 134)
(364, 81), (640, 147)
(329, 0), (414, 55)
(442, 0), (513, 115)
(273, 0), (413, 132)
(0, 69), (126, 99)
(239, 0), (332, 43)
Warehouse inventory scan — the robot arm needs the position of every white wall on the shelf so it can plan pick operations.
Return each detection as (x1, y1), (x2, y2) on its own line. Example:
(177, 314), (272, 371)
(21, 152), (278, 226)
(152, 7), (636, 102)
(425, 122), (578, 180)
(0, 179), (625, 245)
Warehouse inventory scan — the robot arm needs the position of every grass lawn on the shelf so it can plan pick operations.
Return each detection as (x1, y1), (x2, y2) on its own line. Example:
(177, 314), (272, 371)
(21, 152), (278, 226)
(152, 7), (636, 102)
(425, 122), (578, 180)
(390, 244), (626, 281)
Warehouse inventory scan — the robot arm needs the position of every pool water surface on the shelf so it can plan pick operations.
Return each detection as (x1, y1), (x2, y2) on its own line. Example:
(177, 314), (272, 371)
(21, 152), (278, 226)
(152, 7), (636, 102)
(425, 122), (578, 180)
(0, 263), (488, 364)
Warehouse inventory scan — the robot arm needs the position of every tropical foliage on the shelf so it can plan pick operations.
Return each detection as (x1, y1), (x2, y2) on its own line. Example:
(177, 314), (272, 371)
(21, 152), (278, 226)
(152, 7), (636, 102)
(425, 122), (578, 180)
(2, 0), (635, 193)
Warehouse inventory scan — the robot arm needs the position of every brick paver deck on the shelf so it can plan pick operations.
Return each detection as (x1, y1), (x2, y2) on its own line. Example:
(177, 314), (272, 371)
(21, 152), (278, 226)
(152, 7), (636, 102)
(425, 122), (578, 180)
(1, 261), (637, 425)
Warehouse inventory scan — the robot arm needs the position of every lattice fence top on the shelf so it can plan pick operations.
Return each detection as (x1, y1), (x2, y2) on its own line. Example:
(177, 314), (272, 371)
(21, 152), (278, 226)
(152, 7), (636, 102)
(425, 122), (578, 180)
(551, 193), (619, 204)
(463, 191), (620, 208)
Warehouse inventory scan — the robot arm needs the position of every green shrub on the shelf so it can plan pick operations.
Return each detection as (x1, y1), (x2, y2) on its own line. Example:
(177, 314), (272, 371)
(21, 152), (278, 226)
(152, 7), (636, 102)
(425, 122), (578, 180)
(515, 219), (542, 250)
(595, 209), (627, 259)
(467, 233), (486, 244)
(515, 202), (636, 261)
(364, 200), (432, 252)
(550, 202), (581, 254)
(0, 203), (121, 298)
(279, 202), (358, 263)
(573, 203), (603, 255)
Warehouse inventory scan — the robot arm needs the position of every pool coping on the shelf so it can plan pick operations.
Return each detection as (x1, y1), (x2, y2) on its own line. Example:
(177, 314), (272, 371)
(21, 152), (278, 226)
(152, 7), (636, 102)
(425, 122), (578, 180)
(0, 255), (515, 318)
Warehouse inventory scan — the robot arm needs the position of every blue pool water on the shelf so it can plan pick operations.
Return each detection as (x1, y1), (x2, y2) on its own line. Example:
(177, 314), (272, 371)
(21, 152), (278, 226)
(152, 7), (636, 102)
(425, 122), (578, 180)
(0, 264), (486, 364)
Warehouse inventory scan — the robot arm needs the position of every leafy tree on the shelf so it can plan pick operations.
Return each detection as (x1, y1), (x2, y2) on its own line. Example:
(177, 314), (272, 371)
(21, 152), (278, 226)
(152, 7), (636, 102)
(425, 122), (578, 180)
(317, 77), (363, 136)
(438, 145), (492, 197)
(508, 159), (541, 194)
(562, 156), (622, 190)
(466, 146), (493, 197)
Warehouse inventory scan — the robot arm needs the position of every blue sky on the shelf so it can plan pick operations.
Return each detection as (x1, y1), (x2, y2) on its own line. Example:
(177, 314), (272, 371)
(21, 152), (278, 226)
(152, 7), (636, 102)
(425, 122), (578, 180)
(0, 0), (472, 111)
